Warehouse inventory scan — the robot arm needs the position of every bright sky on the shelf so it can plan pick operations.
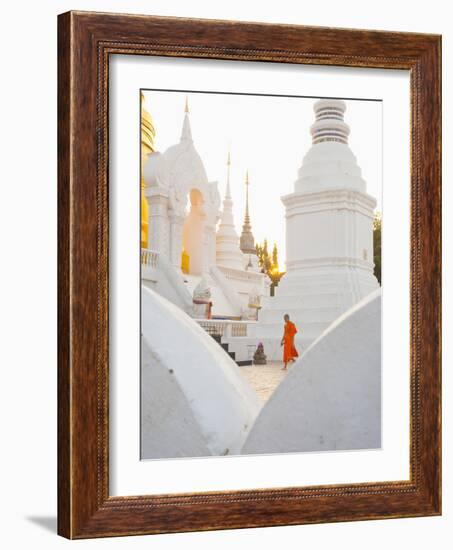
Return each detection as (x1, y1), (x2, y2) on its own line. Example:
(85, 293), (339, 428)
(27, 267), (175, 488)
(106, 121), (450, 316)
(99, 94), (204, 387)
(142, 90), (382, 268)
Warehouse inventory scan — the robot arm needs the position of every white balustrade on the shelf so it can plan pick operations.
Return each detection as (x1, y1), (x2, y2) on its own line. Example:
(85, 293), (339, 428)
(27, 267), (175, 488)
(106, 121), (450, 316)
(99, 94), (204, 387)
(141, 248), (193, 313)
(196, 319), (253, 338)
(141, 248), (159, 268)
(231, 323), (248, 337)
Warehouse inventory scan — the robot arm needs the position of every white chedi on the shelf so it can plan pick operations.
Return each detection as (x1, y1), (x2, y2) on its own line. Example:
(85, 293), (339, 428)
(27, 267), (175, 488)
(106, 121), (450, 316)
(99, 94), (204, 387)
(249, 98), (379, 356)
(142, 100), (221, 270)
(282, 98), (379, 301)
(140, 98), (271, 319)
(216, 152), (245, 271)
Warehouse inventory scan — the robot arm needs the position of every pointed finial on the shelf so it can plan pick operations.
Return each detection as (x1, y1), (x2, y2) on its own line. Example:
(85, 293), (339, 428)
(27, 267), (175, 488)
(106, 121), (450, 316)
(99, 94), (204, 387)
(244, 170), (250, 224)
(240, 168), (255, 255)
(180, 96), (193, 142)
(225, 149), (232, 199)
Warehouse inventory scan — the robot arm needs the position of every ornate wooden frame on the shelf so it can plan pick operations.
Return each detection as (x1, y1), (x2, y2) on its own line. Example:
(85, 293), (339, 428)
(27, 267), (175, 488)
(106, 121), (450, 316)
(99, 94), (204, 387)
(58, 11), (441, 539)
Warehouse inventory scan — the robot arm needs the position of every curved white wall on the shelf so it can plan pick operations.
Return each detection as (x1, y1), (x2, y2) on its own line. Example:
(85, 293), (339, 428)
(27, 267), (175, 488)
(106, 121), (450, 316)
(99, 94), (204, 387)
(141, 286), (261, 458)
(242, 289), (381, 454)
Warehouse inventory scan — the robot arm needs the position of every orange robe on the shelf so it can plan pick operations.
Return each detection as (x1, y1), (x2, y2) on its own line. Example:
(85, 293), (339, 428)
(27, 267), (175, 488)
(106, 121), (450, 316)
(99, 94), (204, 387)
(283, 321), (299, 363)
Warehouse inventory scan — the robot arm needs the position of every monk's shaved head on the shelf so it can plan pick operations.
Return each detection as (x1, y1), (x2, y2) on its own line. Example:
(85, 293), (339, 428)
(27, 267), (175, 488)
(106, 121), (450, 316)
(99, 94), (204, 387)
(284, 314), (290, 321)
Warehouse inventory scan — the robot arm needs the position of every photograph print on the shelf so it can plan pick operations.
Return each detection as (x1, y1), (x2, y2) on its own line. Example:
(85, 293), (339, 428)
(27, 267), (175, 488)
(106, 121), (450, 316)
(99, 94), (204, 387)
(140, 89), (382, 460)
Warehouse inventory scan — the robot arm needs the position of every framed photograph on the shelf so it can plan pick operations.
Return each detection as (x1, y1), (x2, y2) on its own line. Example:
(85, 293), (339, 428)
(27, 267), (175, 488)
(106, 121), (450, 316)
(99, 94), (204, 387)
(58, 11), (441, 539)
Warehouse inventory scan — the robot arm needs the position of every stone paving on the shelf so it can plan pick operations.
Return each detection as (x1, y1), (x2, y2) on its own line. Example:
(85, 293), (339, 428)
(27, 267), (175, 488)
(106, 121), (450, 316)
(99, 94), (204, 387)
(238, 361), (289, 403)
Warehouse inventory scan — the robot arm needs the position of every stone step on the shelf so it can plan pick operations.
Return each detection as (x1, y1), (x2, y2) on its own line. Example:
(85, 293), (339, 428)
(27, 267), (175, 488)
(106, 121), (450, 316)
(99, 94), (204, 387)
(209, 333), (240, 365)
(236, 360), (253, 367)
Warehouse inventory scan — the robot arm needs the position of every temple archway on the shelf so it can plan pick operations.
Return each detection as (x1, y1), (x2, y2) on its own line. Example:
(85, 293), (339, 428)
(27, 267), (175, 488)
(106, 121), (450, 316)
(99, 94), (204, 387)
(182, 189), (206, 275)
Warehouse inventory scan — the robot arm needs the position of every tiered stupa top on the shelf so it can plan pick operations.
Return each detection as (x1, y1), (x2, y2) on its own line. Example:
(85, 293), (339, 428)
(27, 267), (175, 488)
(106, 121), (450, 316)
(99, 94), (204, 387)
(294, 98), (366, 194)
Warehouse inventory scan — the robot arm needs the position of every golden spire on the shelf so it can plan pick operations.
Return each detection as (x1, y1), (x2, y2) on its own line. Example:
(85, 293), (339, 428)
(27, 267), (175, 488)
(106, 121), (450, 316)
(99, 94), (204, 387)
(140, 93), (156, 249)
(240, 169), (256, 255)
(184, 95), (190, 114)
(141, 92), (156, 157)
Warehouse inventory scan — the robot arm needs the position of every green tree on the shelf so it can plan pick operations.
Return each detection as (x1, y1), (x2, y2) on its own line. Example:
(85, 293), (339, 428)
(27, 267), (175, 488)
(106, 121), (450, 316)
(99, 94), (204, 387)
(255, 243), (263, 266)
(262, 239), (272, 273)
(257, 239), (269, 271)
(256, 239), (286, 295)
(373, 213), (382, 284)
(272, 242), (279, 272)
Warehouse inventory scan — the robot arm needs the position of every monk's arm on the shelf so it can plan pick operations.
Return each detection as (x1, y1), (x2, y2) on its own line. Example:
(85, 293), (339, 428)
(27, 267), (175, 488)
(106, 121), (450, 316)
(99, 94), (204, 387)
(281, 327), (285, 346)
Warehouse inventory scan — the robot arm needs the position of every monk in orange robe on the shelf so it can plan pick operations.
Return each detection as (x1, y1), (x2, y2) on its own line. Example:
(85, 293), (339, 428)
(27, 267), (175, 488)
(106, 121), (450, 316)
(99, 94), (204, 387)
(280, 314), (299, 370)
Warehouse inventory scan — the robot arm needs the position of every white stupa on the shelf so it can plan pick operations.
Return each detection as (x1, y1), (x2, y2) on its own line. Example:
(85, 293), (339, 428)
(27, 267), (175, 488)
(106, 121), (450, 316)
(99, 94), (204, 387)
(142, 97), (268, 321)
(250, 99), (379, 357)
(216, 152), (244, 270)
(144, 97), (221, 273)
